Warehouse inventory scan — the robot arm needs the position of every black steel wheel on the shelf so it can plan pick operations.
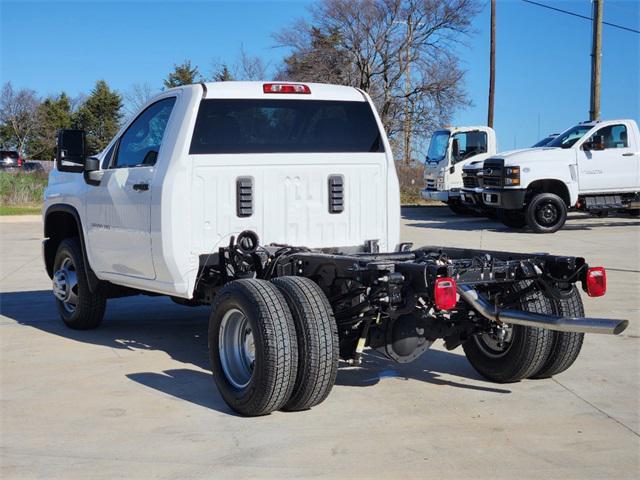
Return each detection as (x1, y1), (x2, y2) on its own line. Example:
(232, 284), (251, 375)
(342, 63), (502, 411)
(525, 193), (567, 233)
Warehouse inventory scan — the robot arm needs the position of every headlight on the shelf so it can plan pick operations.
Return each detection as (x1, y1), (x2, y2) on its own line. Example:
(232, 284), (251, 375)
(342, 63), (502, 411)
(504, 166), (520, 186)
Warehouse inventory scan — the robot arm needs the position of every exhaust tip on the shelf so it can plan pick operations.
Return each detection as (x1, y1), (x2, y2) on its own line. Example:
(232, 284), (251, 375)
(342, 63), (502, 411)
(613, 320), (629, 335)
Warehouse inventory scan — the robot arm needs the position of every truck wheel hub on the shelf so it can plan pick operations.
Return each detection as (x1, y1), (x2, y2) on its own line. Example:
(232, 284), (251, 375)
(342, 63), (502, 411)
(53, 257), (78, 314)
(219, 308), (255, 389)
(473, 326), (514, 358)
(536, 203), (558, 225)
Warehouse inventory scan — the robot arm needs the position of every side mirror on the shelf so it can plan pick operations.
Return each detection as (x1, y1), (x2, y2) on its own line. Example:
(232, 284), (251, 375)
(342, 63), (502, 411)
(84, 156), (100, 172)
(449, 166), (455, 174)
(56, 129), (87, 172)
(451, 138), (460, 162)
(584, 134), (605, 151)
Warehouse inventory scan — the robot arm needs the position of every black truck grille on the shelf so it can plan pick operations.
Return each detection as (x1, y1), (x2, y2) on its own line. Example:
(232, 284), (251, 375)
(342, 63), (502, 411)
(482, 159), (504, 188)
(462, 175), (479, 188)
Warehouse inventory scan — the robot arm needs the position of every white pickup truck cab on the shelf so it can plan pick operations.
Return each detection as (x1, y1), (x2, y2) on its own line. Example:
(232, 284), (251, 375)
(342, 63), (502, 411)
(43, 84), (628, 416)
(420, 126), (497, 213)
(477, 119), (640, 232)
(45, 82), (400, 298)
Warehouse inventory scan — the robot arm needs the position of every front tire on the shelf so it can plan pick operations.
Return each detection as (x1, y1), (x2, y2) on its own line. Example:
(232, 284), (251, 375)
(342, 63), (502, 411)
(209, 279), (298, 416)
(271, 277), (339, 411)
(463, 284), (554, 383)
(497, 208), (527, 229)
(525, 193), (567, 233)
(53, 238), (106, 330)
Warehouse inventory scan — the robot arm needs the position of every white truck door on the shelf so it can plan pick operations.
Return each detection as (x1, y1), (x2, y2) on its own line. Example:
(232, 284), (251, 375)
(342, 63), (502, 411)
(86, 97), (176, 279)
(577, 123), (638, 192)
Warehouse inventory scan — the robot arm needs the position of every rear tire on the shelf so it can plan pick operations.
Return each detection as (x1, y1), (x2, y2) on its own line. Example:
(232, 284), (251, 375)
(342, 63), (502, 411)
(531, 286), (585, 379)
(271, 277), (339, 411)
(463, 283), (554, 383)
(497, 209), (527, 229)
(209, 279), (298, 416)
(53, 238), (106, 330)
(525, 193), (567, 233)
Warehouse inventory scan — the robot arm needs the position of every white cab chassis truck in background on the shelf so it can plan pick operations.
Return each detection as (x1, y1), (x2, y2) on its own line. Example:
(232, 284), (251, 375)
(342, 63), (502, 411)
(476, 120), (640, 233)
(421, 126), (497, 214)
(44, 83), (627, 416)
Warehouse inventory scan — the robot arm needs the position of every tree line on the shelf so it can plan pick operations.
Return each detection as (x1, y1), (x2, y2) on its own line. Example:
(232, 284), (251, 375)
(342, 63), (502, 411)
(0, 0), (479, 162)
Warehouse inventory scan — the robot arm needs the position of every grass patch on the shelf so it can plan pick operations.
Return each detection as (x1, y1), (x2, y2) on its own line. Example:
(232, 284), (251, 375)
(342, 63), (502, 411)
(0, 205), (42, 216)
(0, 171), (48, 208)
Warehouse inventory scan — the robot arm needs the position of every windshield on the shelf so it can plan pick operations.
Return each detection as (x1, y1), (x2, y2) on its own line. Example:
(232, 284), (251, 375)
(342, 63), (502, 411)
(547, 125), (593, 149)
(426, 131), (449, 162)
(190, 99), (384, 154)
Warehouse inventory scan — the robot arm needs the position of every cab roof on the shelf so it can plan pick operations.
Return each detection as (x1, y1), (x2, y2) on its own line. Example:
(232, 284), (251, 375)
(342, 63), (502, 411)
(194, 81), (367, 102)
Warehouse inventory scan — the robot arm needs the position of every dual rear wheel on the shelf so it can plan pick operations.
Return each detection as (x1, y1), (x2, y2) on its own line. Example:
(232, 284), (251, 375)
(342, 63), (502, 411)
(209, 277), (339, 416)
(463, 283), (584, 383)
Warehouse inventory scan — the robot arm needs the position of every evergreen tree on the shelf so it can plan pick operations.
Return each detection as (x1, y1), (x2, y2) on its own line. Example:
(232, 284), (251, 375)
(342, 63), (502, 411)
(28, 92), (72, 160)
(164, 60), (200, 88)
(74, 80), (123, 154)
(212, 64), (234, 82)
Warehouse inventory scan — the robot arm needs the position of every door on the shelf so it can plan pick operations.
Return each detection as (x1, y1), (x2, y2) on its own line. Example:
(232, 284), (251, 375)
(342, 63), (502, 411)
(577, 123), (638, 192)
(86, 97), (176, 279)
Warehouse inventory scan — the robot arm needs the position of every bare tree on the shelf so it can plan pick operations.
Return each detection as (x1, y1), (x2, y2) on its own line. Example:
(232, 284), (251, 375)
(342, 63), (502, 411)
(124, 82), (157, 117)
(275, 0), (479, 162)
(235, 45), (268, 81)
(0, 82), (41, 156)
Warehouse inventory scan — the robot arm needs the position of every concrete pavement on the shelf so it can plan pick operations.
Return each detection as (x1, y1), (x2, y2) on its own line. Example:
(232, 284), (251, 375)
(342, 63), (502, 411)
(1, 208), (638, 479)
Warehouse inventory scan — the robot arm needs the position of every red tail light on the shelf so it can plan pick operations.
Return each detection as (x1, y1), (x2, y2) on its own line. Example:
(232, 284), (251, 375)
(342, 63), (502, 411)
(263, 83), (311, 94)
(434, 277), (457, 310)
(18, 156), (23, 167)
(586, 267), (606, 297)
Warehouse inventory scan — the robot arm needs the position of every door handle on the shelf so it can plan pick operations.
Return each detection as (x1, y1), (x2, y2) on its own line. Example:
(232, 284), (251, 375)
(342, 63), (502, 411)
(132, 183), (149, 192)
(622, 153), (635, 157)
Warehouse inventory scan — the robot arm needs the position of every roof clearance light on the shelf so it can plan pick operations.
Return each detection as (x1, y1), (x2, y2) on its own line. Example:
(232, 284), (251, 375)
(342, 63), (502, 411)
(586, 267), (607, 297)
(263, 83), (311, 94)
(434, 277), (458, 311)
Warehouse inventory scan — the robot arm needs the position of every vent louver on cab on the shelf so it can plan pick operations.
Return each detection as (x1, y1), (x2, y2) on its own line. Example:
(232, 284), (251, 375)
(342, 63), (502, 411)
(236, 177), (253, 217)
(328, 175), (344, 214)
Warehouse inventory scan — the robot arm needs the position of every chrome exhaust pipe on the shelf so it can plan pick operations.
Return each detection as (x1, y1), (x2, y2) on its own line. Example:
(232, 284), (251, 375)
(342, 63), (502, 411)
(458, 285), (628, 335)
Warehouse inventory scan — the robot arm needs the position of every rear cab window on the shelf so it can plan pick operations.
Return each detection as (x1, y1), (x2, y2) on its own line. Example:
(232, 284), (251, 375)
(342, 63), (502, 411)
(189, 99), (384, 154)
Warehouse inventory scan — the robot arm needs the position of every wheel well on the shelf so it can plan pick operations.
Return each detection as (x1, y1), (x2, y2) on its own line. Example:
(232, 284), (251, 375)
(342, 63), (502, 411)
(43, 210), (80, 278)
(526, 179), (570, 206)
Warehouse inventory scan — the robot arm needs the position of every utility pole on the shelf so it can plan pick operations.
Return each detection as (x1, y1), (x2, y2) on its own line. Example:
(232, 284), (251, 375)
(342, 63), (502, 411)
(488, 0), (496, 128)
(590, 0), (603, 121)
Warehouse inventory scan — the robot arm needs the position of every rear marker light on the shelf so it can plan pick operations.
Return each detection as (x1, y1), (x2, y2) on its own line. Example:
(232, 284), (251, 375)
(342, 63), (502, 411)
(434, 277), (458, 310)
(263, 83), (311, 94)
(586, 267), (606, 297)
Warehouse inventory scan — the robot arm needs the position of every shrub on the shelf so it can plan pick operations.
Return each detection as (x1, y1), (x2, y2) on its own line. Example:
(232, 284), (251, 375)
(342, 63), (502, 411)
(395, 162), (427, 205)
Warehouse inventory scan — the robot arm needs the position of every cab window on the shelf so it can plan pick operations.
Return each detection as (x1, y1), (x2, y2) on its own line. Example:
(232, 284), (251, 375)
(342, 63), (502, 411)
(451, 130), (488, 164)
(591, 124), (628, 149)
(113, 97), (176, 168)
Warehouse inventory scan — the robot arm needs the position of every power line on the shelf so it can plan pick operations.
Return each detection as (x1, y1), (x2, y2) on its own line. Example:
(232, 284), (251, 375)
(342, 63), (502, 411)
(521, 0), (640, 34)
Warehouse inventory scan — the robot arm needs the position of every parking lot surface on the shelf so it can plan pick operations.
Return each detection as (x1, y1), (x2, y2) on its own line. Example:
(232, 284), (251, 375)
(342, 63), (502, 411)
(1, 208), (639, 479)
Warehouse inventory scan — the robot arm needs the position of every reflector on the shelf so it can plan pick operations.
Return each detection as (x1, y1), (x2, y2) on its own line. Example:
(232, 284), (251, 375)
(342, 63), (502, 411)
(586, 267), (606, 297)
(434, 277), (458, 310)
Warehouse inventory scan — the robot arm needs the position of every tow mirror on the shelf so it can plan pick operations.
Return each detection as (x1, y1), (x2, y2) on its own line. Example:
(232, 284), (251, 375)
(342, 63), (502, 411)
(56, 129), (87, 172)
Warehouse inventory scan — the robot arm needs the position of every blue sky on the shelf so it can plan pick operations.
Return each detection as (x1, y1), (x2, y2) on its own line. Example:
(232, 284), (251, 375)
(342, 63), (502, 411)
(1, 0), (639, 150)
